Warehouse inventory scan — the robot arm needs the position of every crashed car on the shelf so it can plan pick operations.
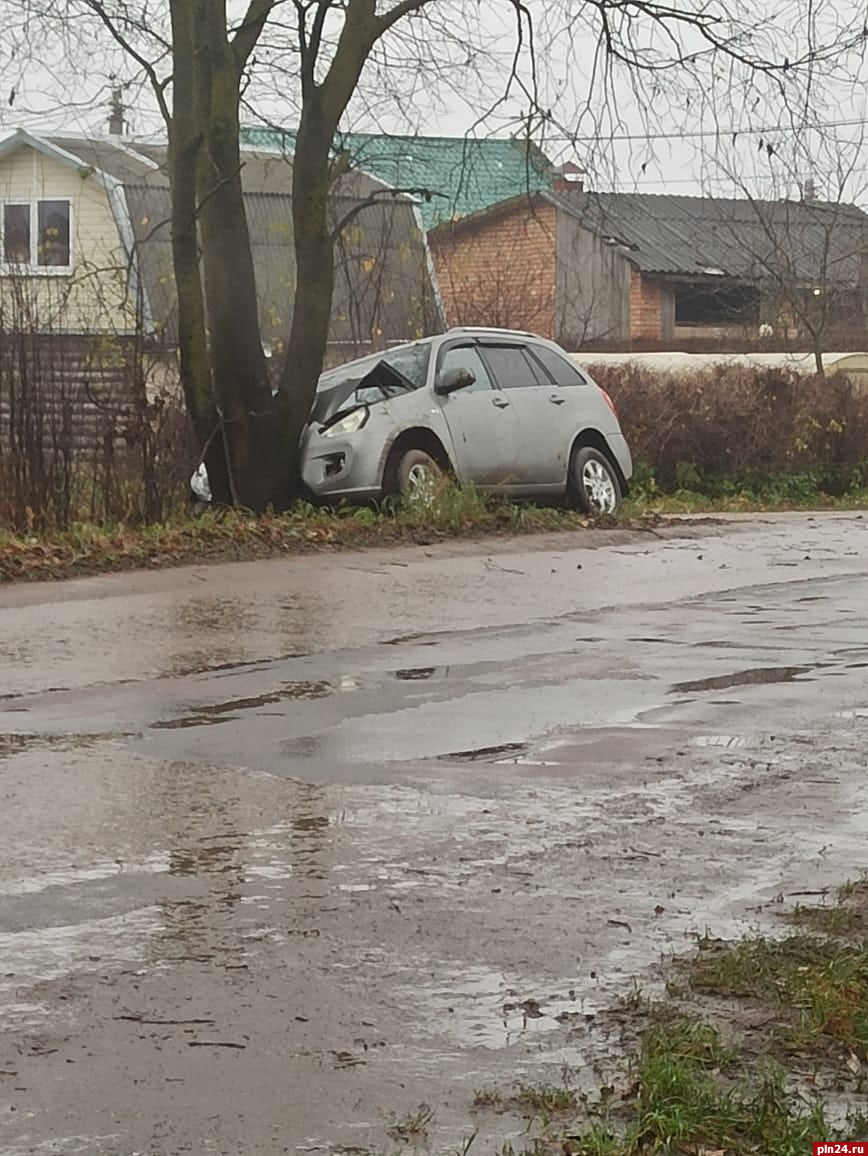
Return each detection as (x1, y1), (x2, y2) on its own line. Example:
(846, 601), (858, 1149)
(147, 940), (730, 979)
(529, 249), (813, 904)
(191, 327), (632, 514)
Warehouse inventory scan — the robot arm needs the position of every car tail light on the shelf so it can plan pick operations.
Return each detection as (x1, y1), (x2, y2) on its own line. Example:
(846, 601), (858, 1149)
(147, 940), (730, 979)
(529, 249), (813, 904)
(600, 389), (618, 418)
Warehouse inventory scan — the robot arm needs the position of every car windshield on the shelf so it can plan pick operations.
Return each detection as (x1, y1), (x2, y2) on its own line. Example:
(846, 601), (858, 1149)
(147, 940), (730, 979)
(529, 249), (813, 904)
(318, 343), (430, 403)
(310, 342), (433, 425)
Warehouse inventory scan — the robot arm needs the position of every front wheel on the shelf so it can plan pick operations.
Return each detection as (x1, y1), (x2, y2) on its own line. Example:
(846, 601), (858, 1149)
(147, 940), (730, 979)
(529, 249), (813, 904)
(395, 448), (443, 498)
(569, 446), (622, 515)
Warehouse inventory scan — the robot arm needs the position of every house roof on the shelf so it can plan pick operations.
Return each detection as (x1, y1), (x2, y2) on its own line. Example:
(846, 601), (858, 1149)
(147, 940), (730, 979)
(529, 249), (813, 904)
(544, 189), (868, 285)
(13, 132), (440, 346)
(242, 128), (553, 230)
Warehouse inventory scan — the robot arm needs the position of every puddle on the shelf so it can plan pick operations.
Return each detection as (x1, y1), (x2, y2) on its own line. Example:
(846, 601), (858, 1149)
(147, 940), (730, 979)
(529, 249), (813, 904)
(0, 908), (161, 1021)
(394, 668), (437, 681)
(392, 962), (596, 1050)
(0, 855), (170, 897)
(671, 666), (812, 693)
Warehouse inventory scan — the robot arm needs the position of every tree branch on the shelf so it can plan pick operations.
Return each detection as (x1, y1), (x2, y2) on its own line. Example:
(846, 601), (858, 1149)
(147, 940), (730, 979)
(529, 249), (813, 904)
(330, 185), (442, 239)
(232, 0), (278, 74)
(81, 0), (171, 126)
(377, 0), (434, 35)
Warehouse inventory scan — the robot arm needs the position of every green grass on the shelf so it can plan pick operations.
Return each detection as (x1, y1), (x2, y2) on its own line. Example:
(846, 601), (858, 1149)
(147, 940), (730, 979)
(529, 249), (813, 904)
(685, 934), (868, 1052)
(472, 1087), (503, 1107)
(515, 1084), (580, 1114)
(562, 1016), (835, 1156)
(478, 1015), (845, 1156)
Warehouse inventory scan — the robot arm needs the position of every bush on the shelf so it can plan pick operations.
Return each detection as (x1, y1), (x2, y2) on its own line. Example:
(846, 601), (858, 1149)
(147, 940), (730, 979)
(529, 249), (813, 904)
(592, 363), (868, 496)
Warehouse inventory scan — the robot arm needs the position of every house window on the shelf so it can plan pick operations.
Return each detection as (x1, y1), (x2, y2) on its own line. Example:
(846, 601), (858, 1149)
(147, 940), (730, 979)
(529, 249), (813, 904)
(2, 199), (71, 269)
(674, 283), (759, 326)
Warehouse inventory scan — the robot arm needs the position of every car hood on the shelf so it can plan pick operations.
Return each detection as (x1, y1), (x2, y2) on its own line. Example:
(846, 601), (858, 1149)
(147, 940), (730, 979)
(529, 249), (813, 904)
(310, 359), (416, 425)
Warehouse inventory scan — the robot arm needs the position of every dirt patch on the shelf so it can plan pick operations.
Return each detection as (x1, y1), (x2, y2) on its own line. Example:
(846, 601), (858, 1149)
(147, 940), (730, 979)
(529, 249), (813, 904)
(672, 665), (813, 692)
(150, 681), (332, 730)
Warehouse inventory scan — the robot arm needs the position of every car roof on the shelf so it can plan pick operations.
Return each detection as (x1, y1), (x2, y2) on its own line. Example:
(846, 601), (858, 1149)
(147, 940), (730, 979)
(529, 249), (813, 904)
(315, 328), (548, 390)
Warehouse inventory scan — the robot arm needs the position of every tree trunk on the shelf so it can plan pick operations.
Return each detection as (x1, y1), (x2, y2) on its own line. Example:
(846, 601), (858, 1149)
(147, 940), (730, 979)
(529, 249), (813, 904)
(278, 105), (337, 491)
(168, 0), (231, 504)
(277, 1), (382, 493)
(194, 0), (284, 512)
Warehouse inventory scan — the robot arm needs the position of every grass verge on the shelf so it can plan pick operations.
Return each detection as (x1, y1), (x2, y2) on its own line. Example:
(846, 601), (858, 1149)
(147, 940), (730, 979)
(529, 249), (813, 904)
(2, 477), (866, 584)
(686, 935), (868, 1054)
(0, 485), (637, 583)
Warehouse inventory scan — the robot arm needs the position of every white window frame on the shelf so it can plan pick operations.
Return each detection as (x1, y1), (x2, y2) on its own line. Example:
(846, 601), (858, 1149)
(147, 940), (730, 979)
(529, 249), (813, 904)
(0, 197), (74, 275)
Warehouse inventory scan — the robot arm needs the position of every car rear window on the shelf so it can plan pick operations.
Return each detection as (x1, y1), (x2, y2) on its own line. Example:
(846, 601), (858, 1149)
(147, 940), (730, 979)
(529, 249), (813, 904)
(529, 345), (588, 386)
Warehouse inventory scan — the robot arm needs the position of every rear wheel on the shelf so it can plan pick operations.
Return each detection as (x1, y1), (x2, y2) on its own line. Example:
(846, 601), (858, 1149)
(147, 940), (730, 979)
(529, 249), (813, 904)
(569, 446), (622, 515)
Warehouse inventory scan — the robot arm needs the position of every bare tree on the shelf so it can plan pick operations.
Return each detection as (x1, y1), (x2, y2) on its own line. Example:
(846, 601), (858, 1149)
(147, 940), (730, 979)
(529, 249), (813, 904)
(702, 126), (868, 374)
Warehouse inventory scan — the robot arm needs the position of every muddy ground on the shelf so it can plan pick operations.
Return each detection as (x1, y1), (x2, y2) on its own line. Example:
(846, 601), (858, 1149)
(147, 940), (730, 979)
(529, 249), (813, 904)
(1, 512), (868, 1154)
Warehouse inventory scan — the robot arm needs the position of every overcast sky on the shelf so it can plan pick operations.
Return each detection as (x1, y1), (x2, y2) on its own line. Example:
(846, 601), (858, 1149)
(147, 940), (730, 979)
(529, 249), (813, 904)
(1, 0), (866, 204)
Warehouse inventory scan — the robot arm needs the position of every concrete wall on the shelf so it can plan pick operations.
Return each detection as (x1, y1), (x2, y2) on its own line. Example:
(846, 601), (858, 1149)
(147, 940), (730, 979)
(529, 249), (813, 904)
(0, 141), (135, 333)
(555, 213), (632, 345)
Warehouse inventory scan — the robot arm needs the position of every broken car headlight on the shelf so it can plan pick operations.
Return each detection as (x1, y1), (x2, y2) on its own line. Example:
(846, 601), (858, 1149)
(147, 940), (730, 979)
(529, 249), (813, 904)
(321, 406), (369, 437)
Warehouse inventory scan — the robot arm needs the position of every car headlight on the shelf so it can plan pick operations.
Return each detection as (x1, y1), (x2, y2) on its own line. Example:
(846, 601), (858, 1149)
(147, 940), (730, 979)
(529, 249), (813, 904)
(321, 406), (369, 437)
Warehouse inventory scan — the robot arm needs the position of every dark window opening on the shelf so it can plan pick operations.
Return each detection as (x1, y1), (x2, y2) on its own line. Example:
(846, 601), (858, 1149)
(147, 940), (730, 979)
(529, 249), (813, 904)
(3, 204), (30, 264)
(674, 283), (759, 326)
(37, 200), (71, 267)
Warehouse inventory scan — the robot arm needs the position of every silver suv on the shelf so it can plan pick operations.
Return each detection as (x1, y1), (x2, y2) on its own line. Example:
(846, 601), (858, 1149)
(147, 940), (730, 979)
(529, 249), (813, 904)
(192, 328), (632, 513)
(302, 328), (631, 513)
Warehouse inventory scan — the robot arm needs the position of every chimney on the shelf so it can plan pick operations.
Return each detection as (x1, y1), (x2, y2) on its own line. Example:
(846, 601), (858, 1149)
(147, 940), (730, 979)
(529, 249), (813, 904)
(552, 160), (584, 193)
(801, 176), (818, 202)
(108, 86), (126, 137)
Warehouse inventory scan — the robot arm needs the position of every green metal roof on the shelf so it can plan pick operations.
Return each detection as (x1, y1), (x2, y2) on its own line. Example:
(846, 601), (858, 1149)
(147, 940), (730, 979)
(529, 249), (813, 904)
(242, 128), (553, 230)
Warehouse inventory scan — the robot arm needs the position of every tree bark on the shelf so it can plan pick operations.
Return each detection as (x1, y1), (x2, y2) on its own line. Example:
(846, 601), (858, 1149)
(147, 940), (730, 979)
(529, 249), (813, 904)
(168, 0), (230, 504)
(279, 102), (338, 483)
(194, 0), (283, 511)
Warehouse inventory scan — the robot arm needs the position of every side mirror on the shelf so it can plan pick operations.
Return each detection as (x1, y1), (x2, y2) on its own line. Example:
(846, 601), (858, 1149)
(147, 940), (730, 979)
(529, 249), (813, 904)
(435, 367), (476, 396)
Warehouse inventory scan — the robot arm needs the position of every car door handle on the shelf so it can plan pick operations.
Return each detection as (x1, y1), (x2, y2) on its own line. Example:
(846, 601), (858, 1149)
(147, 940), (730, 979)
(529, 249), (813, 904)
(491, 396), (510, 408)
(548, 393), (566, 405)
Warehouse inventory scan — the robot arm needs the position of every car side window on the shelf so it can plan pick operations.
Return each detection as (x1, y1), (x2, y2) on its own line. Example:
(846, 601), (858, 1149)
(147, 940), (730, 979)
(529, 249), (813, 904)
(528, 345), (589, 386)
(479, 345), (548, 389)
(436, 345), (494, 393)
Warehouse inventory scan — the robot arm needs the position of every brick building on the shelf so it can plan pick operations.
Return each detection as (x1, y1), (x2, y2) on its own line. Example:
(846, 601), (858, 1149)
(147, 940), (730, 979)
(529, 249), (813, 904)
(429, 184), (868, 350)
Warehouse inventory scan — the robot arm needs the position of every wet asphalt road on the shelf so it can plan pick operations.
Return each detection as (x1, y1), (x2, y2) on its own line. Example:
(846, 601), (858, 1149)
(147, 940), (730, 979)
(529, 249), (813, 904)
(2, 512), (868, 1154)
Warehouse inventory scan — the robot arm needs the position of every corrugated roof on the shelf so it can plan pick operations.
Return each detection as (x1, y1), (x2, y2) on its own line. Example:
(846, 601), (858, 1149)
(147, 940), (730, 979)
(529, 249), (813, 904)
(44, 136), (439, 347)
(48, 135), (163, 184)
(242, 128), (553, 230)
(545, 189), (868, 284)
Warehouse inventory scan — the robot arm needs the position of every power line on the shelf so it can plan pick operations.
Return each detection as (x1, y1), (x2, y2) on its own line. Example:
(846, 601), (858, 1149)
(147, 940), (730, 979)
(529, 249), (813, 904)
(540, 117), (868, 144)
